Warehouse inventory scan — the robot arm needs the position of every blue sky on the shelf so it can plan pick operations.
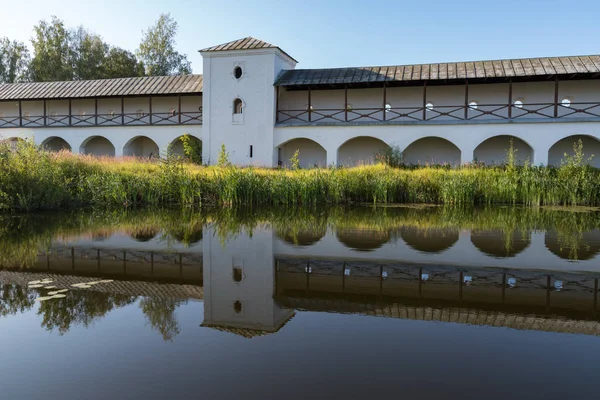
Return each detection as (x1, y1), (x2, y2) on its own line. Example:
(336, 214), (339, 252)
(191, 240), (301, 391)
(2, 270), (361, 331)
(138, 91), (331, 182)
(2, 0), (599, 73)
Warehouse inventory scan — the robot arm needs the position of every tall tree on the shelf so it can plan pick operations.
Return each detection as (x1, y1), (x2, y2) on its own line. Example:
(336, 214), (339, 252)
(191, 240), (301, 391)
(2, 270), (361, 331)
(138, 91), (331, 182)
(70, 26), (108, 80)
(103, 47), (145, 78)
(0, 38), (30, 83)
(29, 16), (73, 82)
(137, 13), (191, 76)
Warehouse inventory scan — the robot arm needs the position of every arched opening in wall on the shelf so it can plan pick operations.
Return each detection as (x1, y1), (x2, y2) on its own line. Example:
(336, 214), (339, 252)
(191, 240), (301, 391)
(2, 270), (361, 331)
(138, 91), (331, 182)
(471, 230), (531, 258)
(336, 228), (391, 252)
(402, 137), (461, 166)
(169, 135), (202, 161)
(123, 136), (160, 158)
(400, 227), (459, 253)
(278, 138), (326, 168)
(129, 227), (160, 242)
(2, 137), (25, 151)
(169, 223), (203, 246)
(233, 98), (243, 115)
(548, 135), (600, 168)
(276, 227), (327, 247)
(80, 136), (116, 157)
(337, 136), (390, 167)
(473, 135), (533, 166)
(41, 137), (72, 153)
(545, 229), (600, 261)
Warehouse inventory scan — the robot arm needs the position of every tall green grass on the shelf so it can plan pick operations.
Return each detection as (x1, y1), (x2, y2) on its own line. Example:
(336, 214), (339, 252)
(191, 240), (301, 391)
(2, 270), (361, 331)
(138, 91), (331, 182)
(1, 140), (600, 211)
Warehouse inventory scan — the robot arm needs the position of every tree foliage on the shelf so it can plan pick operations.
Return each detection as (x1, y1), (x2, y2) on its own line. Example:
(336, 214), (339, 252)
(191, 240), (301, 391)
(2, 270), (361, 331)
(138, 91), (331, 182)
(137, 13), (191, 76)
(29, 16), (72, 82)
(21, 14), (188, 82)
(103, 47), (145, 78)
(0, 38), (30, 83)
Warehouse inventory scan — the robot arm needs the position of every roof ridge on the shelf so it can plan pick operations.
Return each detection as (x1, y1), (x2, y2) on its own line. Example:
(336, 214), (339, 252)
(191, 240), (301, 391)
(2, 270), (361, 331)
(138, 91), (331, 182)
(287, 53), (600, 73)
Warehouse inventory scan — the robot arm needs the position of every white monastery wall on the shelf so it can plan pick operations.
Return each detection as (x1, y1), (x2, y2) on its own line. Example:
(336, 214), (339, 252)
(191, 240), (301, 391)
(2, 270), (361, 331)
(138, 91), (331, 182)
(274, 121), (600, 167)
(0, 125), (202, 157)
(274, 229), (600, 273)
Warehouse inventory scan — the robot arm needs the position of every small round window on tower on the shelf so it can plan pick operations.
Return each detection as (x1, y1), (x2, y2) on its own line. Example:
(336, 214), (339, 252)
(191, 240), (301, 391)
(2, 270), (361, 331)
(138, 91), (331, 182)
(234, 66), (243, 79)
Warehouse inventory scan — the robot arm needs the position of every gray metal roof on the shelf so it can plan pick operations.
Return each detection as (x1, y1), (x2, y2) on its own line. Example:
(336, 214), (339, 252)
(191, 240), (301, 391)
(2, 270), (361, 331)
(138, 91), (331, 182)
(200, 36), (298, 63)
(276, 55), (600, 87)
(0, 74), (203, 101)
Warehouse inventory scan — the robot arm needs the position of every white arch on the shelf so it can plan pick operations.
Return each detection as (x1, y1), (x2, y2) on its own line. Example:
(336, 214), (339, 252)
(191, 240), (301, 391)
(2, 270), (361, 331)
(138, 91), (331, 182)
(548, 134), (600, 168)
(123, 136), (159, 158)
(41, 136), (72, 152)
(403, 136), (461, 166)
(80, 136), (116, 157)
(337, 136), (390, 166)
(473, 135), (534, 165)
(278, 137), (327, 168)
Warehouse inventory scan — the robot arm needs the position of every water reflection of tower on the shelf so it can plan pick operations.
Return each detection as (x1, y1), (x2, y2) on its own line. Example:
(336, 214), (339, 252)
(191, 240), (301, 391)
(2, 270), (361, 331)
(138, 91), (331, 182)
(201, 225), (294, 337)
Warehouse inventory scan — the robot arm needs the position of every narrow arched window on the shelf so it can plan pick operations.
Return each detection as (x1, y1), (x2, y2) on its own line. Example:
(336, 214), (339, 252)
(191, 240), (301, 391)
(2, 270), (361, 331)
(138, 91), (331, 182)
(233, 98), (243, 115)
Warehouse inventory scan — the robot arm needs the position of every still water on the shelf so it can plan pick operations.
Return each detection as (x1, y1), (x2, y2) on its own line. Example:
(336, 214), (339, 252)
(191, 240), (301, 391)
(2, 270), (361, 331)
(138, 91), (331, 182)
(1, 206), (600, 399)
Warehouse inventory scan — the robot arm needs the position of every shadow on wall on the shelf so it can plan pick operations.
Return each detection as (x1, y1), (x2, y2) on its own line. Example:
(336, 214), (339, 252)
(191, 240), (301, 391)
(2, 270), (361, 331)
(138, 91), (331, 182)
(278, 138), (327, 168)
(548, 135), (600, 168)
(337, 136), (390, 167)
(80, 136), (116, 157)
(41, 137), (72, 152)
(473, 135), (533, 166)
(402, 137), (461, 166)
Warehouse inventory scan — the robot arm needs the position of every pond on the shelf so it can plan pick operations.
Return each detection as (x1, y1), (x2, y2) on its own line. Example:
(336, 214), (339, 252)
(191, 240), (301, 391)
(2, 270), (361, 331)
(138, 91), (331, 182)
(1, 206), (600, 399)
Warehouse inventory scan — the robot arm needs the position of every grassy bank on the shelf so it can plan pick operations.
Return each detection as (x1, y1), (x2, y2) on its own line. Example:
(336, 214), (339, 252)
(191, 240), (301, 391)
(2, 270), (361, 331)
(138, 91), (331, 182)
(1, 141), (600, 210)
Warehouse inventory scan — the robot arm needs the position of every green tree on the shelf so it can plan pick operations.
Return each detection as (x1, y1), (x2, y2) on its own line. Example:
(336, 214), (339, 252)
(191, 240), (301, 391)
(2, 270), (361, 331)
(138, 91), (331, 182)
(0, 38), (30, 83)
(103, 47), (145, 78)
(140, 297), (182, 341)
(290, 149), (300, 170)
(70, 26), (108, 80)
(30, 16), (73, 82)
(217, 143), (231, 167)
(137, 13), (192, 76)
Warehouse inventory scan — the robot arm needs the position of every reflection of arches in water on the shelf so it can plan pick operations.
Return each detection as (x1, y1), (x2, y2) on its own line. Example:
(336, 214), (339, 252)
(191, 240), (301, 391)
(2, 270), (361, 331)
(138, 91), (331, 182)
(130, 227), (160, 242)
(92, 232), (110, 242)
(401, 227), (459, 253)
(336, 228), (391, 252)
(471, 230), (531, 258)
(171, 227), (203, 245)
(277, 229), (326, 247)
(545, 230), (600, 261)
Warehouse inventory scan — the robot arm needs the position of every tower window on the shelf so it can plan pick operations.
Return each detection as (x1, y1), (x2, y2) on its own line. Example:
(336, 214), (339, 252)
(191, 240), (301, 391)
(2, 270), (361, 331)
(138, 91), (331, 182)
(234, 300), (242, 314)
(233, 98), (243, 115)
(233, 267), (243, 283)
(249, 145), (253, 158)
(234, 66), (243, 79)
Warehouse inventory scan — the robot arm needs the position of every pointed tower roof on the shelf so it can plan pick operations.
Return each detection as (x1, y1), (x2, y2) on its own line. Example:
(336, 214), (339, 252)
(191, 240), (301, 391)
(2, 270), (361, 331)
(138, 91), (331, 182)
(200, 36), (297, 63)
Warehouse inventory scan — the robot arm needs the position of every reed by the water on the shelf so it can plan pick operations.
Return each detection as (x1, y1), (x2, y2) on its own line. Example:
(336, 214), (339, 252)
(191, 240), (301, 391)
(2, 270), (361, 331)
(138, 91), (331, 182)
(1, 140), (599, 211)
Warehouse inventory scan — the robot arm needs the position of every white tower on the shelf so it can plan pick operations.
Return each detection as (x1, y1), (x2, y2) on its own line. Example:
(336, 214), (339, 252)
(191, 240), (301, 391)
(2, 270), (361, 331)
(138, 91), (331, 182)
(200, 37), (297, 166)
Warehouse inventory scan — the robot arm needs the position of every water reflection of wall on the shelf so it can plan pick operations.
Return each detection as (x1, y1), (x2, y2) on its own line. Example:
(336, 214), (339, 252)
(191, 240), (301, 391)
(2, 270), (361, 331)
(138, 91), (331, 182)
(400, 227), (459, 253)
(545, 230), (600, 261)
(471, 230), (531, 258)
(276, 258), (600, 319)
(202, 225), (294, 336)
(275, 229), (600, 272)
